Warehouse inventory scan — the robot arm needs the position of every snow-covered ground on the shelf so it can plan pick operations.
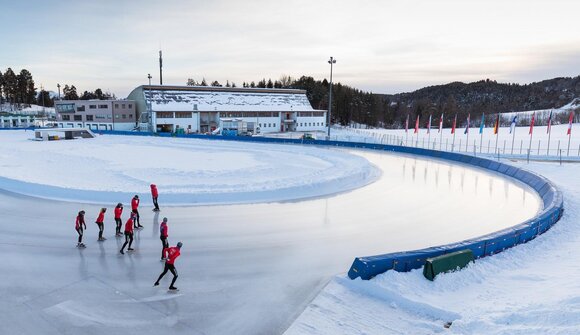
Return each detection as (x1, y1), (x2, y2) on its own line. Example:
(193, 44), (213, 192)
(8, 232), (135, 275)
(0, 130), (379, 205)
(285, 138), (580, 335)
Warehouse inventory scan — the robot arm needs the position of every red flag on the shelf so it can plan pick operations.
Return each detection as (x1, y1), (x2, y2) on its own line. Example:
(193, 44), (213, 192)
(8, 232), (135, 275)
(405, 114), (409, 133)
(414, 115), (420, 134)
(451, 114), (457, 134)
(438, 113), (444, 133)
(568, 111), (574, 135)
(493, 114), (499, 134)
(529, 112), (535, 135)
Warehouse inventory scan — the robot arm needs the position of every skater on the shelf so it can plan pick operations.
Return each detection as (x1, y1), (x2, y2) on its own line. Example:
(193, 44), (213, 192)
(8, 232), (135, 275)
(154, 242), (182, 290)
(120, 214), (135, 254)
(75, 210), (87, 248)
(95, 207), (107, 241)
(131, 195), (142, 229)
(160, 217), (169, 260)
(151, 184), (160, 212)
(114, 203), (123, 237)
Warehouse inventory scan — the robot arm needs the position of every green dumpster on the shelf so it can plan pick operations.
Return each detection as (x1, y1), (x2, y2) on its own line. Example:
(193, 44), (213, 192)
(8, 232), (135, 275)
(423, 249), (474, 281)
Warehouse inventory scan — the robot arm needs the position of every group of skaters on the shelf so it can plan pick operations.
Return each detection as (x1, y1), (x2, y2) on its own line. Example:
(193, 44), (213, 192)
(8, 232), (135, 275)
(74, 184), (182, 290)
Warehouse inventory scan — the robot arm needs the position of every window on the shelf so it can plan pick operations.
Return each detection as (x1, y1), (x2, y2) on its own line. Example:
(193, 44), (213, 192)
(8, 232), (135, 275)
(268, 123), (271, 127)
(107, 115), (112, 119)
(115, 115), (120, 119)
(62, 115), (70, 121)
(56, 104), (75, 113)
(121, 104), (126, 108)
(175, 112), (192, 118)
(89, 105), (97, 109)
(129, 114), (133, 119)
(74, 115), (82, 121)
(115, 104), (119, 108)
(95, 115), (106, 119)
(99, 104), (108, 109)
(86, 115), (93, 121)
(76, 106), (85, 112)
(258, 123), (261, 128)
(128, 104), (132, 108)
(78, 123), (82, 127)
(122, 114), (127, 119)
(157, 112), (174, 118)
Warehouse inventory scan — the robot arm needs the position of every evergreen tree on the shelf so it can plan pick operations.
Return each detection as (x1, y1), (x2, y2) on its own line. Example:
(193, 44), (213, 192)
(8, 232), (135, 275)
(0, 71), (4, 104)
(266, 79), (273, 88)
(37, 89), (54, 107)
(211, 80), (221, 87)
(63, 85), (79, 100)
(16, 69), (35, 104)
(250, 81), (256, 88)
(3, 68), (17, 105)
(94, 88), (104, 100)
(200, 78), (208, 86)
(257, 79), (266, 88)
(186, 78), (197, 86)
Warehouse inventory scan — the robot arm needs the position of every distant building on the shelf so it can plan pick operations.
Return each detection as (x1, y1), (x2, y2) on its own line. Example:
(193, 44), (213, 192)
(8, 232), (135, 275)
(127, 85), (327, 134)
(54, 100), (136, 131)
(0, 113), (35, 128)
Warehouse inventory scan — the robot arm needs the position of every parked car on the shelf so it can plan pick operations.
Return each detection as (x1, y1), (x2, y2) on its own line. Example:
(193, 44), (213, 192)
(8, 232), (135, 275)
(301, 133), (316, 140)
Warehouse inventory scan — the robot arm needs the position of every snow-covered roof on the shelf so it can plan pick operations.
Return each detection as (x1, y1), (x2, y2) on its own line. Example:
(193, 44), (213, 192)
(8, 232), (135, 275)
(139, 85), (319, 112)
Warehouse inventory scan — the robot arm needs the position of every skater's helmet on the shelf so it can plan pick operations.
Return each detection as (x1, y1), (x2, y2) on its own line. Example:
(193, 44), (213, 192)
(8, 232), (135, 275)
(134, 195), (139, 199)
(79, 210), (85, 215)
(163, 217), (168, 222)
(117, 202), (122, 207)
(177, 242), (183, 249)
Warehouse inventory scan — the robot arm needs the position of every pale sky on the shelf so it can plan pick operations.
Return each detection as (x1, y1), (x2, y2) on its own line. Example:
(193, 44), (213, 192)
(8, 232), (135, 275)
(1, 0), (579, 98)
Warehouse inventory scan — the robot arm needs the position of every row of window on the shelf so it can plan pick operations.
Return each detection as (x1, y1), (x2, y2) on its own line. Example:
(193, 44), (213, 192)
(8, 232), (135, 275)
(62, 123), (113, 130)
(299, 122), (325, 127)
(298, 112), (325, 117)
(62, 114), (133, 121)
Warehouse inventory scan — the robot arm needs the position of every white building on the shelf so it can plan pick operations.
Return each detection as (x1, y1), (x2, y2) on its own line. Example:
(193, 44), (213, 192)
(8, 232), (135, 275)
(126, 85), (327, 134)
(54, 100), (136, 131)
(0, 113), (35, 128)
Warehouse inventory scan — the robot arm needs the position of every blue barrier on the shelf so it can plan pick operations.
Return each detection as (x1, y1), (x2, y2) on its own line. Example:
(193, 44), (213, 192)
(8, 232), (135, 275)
(86, 130), (563, 280)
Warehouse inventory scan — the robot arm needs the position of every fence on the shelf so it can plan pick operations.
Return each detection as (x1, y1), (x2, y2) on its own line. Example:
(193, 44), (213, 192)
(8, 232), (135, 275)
(85, 129), (563, 281)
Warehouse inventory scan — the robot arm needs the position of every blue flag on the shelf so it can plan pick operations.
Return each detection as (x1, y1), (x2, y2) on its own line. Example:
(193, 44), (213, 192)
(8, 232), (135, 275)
(509, 115), (518, 134)
(479, 113), (485, 134)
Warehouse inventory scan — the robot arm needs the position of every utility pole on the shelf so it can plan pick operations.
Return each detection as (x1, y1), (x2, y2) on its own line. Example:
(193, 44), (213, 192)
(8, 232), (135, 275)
(327, 56), (336, 139)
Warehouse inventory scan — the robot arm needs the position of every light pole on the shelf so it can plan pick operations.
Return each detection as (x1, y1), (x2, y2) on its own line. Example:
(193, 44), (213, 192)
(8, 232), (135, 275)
(148, 73), (152, 86)
(57, 83), (61, 100)
(327, 56), (336, 139)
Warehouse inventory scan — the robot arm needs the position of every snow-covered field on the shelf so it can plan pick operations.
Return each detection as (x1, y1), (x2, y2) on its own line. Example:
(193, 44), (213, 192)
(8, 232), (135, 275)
(0, 130), (378, 205)
(285, 138), (580, 335)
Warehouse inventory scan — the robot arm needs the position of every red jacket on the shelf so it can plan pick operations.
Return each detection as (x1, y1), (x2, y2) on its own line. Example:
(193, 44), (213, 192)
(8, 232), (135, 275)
(131, 198), (139, 210)
(163, 247), (181, 265)
(114, 207), (123, 219)
(75, 215), (85, 230)
(150, 184), (158, 197)
(160, 222), (168, 238)
(96, 212), (105, 224)
(124, 218), (134, 233)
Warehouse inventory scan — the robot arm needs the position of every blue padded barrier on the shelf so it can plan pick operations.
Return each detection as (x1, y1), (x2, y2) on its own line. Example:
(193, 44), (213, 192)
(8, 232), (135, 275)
(82, 129), (562, 281)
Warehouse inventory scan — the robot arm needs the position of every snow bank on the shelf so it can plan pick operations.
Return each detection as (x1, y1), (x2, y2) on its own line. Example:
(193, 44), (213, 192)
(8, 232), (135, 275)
(0, 130), (379, 205)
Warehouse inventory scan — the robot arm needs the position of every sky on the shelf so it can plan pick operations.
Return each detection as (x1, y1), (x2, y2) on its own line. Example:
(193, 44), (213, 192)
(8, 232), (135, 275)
(0, 0), (579, 98)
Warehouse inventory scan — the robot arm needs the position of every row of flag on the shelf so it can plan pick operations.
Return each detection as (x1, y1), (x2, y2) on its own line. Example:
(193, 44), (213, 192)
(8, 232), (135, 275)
(404, 111), (575, 136)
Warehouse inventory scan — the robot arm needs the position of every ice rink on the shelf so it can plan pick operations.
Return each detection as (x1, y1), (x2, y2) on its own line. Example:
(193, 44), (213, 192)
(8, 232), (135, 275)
(0, 137), (541, 335)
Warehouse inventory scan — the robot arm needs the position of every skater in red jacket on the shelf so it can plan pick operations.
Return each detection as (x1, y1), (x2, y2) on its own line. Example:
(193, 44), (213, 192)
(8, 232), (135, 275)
(95, 207), (107, 241)
(114, 203), (123, 237)
(75, 210), (87, 248)
(150, 184), (160, 212)
(159, 217), (169, 260)
(131, 195), (142, 229)
(119, 214), (135, 254)
(154, 242), (182, 290)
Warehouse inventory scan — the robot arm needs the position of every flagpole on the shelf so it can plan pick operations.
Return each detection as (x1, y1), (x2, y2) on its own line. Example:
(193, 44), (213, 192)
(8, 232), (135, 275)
(547, 127), (552, 156)
(528, 112), (535, 155)
(568, 132), (572, 156)
(494, 114), (499, 155)
(511, 124), (516, 155)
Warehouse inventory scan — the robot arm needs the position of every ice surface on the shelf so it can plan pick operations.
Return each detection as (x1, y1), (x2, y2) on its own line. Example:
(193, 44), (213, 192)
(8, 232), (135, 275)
(0, 132), (541, 335)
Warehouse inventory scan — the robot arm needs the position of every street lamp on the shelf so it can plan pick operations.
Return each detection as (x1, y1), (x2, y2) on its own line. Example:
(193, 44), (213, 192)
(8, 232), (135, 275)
(327, 56), (336, 138)
(147, 73), (152, 86)
(57, 83), (61, 100)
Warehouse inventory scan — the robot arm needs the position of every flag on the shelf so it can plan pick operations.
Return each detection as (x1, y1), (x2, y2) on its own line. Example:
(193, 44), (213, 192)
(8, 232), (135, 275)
(464, 114), (470, 134)
(510, 115), (518, 134)
(414, 115), (420, 134)
(547, 110), (552, 134)
(451, 114), (457, 134)
(479, 113), (485, 134)
(438, 113), (444, 133)
(493, 114), (499, 135)
(568, 111), (574, 135)
(426, 114), (432, 134)
(405, 114), (409, 133)
(529, 112), (535, 135)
